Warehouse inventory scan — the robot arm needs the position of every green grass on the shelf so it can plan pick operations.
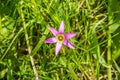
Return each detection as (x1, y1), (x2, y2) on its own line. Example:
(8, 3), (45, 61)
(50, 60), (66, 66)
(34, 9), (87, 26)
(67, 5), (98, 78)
(0, 0), (120, 80)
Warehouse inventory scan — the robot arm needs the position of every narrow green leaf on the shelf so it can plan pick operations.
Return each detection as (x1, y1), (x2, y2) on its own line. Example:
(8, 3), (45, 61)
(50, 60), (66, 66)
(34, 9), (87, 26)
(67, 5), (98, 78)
(32, 28), (49, 56)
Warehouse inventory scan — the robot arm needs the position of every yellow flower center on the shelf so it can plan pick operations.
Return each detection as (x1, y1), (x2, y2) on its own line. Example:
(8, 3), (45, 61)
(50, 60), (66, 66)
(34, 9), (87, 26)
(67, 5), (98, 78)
(57, 34), (65, 42)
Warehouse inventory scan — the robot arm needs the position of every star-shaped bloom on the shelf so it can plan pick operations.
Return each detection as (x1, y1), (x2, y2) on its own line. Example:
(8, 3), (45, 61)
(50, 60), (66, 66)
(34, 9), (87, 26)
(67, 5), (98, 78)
(45, 20), (76, 55)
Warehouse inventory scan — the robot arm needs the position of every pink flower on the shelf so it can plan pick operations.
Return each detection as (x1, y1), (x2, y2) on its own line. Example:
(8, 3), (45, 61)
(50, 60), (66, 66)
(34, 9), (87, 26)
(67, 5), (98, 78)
(45, 20), (76, 55)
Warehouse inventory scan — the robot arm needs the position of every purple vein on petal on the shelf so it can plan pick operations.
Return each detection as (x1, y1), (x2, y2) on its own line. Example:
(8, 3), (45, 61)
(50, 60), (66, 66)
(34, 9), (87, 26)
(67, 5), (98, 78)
(55, 42), (62, 55)
(59, 20), (64, 33)
(63, 40), (75, 49)
(48, 27), (58, 36)
(65, 32), (77, 39)
(45, 37), (57, 43)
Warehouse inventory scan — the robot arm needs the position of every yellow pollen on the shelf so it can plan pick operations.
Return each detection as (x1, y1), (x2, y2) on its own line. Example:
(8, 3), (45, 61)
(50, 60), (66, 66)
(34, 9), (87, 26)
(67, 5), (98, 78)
(57, 34), (65, 42)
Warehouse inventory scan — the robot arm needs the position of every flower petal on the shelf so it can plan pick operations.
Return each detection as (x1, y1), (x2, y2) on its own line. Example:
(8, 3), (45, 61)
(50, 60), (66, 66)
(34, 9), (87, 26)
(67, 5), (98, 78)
(48, 27), (58, 36)
(59, 20), (64, 33)
(45, 37), (57, 43)
(63, 40), (75, 49)
(55, 42), (62, 55)
(65, 32), (77, 39)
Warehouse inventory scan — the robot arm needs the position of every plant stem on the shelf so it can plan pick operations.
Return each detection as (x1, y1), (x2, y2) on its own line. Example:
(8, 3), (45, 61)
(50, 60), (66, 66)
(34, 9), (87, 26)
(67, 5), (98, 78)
(20, 2), (39, 80)
(107, 33), (112, 80)
(108, 0), (112, 79)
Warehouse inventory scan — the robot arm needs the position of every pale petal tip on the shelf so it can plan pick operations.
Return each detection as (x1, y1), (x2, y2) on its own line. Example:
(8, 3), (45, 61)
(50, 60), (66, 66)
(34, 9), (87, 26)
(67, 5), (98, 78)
(48, 27), (52, 30)
(59, 20), (64, 33)
(44, 40), (49, 43)
(72, 32), (77, 38)
(62, 20), (64, 23)
(72, 46), (75, 49)
(70, 45), (75, 49)
(55, 42), (62, 56)
(55, 50), (59, 56)
(73, 32), (77, 36)
(44, 38), (57, 43)
(44, 40), (47, 43)
(61, 20), (64, 26)
(55, 52), (58, 56)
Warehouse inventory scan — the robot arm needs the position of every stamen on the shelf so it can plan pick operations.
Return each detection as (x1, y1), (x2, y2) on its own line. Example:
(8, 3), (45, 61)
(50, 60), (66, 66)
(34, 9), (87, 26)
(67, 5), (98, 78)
(57, 34), (65, 42)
